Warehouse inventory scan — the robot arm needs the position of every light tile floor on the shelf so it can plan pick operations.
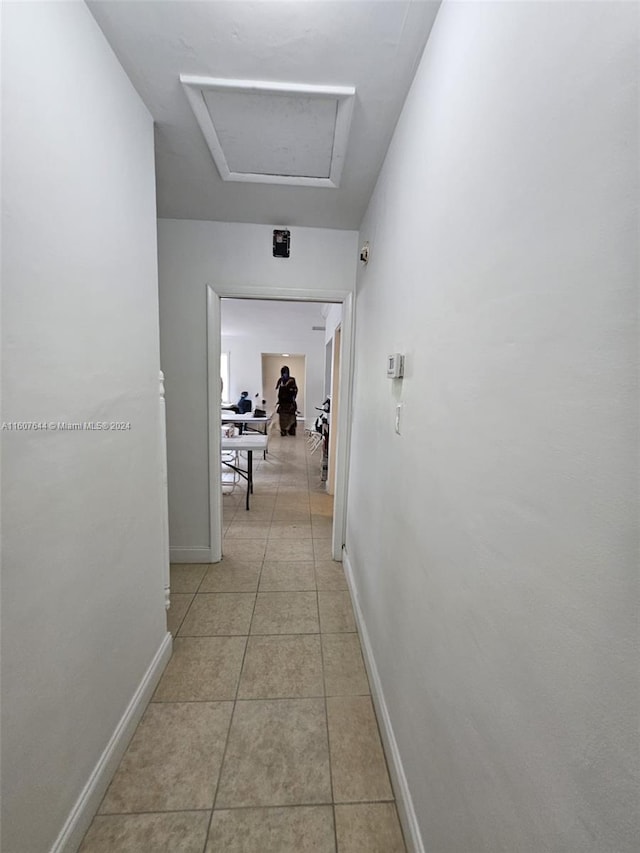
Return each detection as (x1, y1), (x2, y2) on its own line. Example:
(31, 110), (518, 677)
(80, 431), (406, 853)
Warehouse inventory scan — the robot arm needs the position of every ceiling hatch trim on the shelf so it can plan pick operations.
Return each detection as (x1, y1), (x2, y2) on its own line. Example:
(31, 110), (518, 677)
(180, 75), (356, 188)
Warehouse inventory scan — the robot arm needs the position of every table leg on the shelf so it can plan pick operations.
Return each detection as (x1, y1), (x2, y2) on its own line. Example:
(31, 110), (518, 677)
(245, 450), (253, 510)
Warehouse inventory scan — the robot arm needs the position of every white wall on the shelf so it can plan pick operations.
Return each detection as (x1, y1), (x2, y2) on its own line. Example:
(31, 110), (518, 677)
(324, 303), (343, 347)
(158, 219), (357, 557)
(347, 2), (638, 852)
(1, 3), (167, 851)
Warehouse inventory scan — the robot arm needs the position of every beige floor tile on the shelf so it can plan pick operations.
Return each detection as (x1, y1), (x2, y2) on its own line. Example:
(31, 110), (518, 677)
(238, 635), (323, 699)
(269, 523), (313, 539)
(318, 591), (356, 633)
(223, 486), (245, 499)
(259, 561), (316, 591)
(99, 703), (233, 813)
(274, 492), (310, 502)
(311, 515), (333, 535)
(153, 636), (247, 701)
(272, 510), (312, 523)
(215, 699), (331, 807)
(274, 489), (311, 512)
(170, 563), (208, 593)
(309, 497), (332, 513)
(80, 812), (209, 853)
(275, 497), (311, 508)
(246, 490), (276, 503)
(222, 539), (267, 561)
(309, 511), (333, 523)
(322, 634), (369, 696)
(238, 508), (274, 522)
(273, 492), (311, 500)
(251, 591), (319, 634)
(327, 696), (393, 803)
(265, 539), (314, 561)
(167, 593), (194, 636)
(200, 562), (261, 593)
(246, 500), (277, 512)
(223, 503), (237, 516)
(314, 561), (348, 591)
(225, 522), (273, 539)
(313, 539), (334, 561)
(334, 803), (405, 853)
(206, 806), (335, 853)
(178, 593), (256, 636)
(247, 504), (276, 516)
(223, 494), (242, 509)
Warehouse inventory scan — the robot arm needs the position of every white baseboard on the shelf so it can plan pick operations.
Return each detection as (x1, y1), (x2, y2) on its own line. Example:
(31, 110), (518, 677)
(342, 549), (424, 853)
(50, 632), (173, 853)
(169, 546), (212, 563)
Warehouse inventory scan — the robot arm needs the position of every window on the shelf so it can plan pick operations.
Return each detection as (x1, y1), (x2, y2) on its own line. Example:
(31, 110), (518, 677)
(220, 352), (230, 402)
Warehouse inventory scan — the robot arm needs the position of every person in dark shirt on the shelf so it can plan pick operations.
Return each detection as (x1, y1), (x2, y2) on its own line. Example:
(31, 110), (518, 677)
(236, 391), (252, 414)
(275, 366), (298, 435)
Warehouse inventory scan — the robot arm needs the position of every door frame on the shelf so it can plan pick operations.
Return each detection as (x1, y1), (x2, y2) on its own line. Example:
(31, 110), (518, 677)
(207, 284), (355, 562)
(327, 324), (341, 495)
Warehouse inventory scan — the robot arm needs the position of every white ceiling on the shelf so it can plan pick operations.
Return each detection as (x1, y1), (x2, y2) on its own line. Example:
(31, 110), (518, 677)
(221, 298), (328, 338)
(87, 0), (441, 230)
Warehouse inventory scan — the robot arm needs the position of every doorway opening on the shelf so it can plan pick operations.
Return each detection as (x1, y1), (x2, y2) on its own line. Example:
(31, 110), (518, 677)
(207, 287), (354, 564)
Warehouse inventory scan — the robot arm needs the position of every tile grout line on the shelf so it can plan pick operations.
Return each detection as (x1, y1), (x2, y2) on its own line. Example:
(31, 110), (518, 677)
(173, 591), (197, 637)
(306, 439), (341, 853)
(318, 587), (340, 853)
(203, 545), (266, 847)
(96, 796), (398, 820)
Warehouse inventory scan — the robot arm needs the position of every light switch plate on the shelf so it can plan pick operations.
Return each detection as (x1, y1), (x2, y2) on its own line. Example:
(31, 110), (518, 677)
(387, 353), (404, 378)
(395, 403), (403, 435)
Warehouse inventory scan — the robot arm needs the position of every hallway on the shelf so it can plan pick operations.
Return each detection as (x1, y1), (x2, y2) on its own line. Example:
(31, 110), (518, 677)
(79, 432), (406, 852)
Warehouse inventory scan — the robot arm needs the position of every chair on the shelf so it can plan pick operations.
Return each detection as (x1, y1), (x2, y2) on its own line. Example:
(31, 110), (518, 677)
(306, 427), (323, 454)
(221, 426), (240, 494)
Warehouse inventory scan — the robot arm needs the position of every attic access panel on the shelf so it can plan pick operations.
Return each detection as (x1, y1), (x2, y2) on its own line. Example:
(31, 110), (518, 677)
(181, 76), (355, 188)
